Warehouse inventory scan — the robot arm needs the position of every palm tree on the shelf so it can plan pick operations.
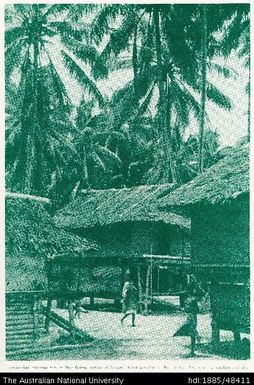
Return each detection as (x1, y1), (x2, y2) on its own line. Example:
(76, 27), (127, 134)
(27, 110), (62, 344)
(73, 98), (154, 189)
(5, 4), (107, 195)
(198, 5), (208, 174)
(74, 100), (123, 189)
(91, 4), (233, 184)
(219, 4), (250, 141)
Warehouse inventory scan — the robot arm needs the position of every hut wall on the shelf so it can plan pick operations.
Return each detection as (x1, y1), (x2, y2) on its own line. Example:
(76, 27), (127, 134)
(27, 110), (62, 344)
(70, 222), (190, 297)
(84, 222), (151, 258)
(191, 197), (249, 266)
(154, 224), (190, 256)
(6, 294), (44, 357)
(83, 222), (189, 258)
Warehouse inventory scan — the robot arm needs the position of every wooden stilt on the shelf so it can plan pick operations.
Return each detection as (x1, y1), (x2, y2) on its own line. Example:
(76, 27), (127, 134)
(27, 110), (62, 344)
(211, 319), (220, 346)
(150, 258), (153, 303)
(121, 264), (125, 288)
(90, 296), (95, 308)
(32, 299), (39, 337)
(114, 298), (121, 309)
(68, 300), (75, 334)
(137, 264), (143, 313)
(44, 298), (52, 333)
(157, 266), (160, 292)
(234, 331), (241, 343)
(144, 265), (151, 315)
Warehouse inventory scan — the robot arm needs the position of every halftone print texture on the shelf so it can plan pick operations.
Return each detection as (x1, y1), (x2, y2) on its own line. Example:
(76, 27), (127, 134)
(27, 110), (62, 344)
(5, 3), (250, 361)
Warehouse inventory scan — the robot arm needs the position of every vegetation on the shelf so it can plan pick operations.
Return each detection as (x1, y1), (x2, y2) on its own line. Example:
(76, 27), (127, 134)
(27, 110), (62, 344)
(5, 4), (250, 206)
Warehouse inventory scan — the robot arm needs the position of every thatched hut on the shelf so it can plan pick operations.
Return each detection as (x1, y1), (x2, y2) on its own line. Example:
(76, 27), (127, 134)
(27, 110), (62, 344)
(159, 145), (250, 342)
(5, 192), (97, 355)
(54, 184), (191, 308)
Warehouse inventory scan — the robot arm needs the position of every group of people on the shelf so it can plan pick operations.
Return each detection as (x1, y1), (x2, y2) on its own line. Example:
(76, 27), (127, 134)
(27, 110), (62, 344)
(120, 273), (205, 356)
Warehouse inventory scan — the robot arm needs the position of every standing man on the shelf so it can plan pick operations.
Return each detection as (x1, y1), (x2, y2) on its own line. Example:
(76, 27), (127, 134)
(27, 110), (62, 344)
(121, 277), (139, 327)
(174, 274), (204, 356)
(185, 274), (204, 356)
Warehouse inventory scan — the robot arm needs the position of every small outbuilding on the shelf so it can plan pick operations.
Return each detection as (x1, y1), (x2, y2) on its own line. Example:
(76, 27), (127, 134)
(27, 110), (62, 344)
(159, 145), (250, 342)
(5, 192), (97, 357)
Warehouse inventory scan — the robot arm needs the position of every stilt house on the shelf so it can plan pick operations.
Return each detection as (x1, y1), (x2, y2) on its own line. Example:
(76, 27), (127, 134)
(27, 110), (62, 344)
(159, 145), (250, 342)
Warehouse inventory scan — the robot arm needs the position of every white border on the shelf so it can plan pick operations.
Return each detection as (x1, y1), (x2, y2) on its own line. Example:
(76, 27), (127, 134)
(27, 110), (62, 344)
(0, 0), (253, 373)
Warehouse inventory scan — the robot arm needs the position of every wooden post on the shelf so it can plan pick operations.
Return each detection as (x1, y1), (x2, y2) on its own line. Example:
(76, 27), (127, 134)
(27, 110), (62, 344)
(234, 331), (241, 343)
(211, 319), (220, 347)
(44, 298), (52, 333)
(137, 264), (143, 314)
(150, 257), (153, 303)
(90, 296), (95, 308)
(121, 263), (125, 288)
(144, 264), (151, 315)
(32, 298), (39, 338)
(157, 266), (160, 292)
(114, 298), (121, 309)
(68, 300), (75, 334)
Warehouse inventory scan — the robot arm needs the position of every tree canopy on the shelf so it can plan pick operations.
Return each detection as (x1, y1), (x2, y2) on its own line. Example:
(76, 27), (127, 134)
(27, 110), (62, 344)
(5, 3), (250, 207)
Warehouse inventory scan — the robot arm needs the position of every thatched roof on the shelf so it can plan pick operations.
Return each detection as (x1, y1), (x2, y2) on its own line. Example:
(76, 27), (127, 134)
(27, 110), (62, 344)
(159, 145), (249, 208)
(54, 184), (190, 231)
(6, 193), (97, 292)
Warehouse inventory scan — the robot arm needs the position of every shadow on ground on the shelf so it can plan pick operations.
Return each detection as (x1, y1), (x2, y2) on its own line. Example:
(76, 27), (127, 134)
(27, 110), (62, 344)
(11, 337), (142, 361)
(198, 339), (250, 360)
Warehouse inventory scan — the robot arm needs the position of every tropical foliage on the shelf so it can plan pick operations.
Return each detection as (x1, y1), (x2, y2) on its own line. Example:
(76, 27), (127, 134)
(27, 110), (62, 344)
(5, 3), (250, 205)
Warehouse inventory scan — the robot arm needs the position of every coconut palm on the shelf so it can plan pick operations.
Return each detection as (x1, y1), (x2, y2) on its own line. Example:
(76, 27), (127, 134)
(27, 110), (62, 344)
(5, 4), (107, 195)
(91, 4), (233, 184)
(72, 98), (154, 190)
(219, 4), (250, 141)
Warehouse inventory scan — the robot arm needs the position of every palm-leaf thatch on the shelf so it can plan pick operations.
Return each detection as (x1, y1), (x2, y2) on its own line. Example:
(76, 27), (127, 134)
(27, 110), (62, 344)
(6, 193), (97, 292)
(159, 145), (249, 208)
(54, 184), (190, 230)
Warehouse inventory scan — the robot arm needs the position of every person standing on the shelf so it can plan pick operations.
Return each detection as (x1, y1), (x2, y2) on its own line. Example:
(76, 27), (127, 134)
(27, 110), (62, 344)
(185, 274), (204, 356)
(184, 293), (200, 356)
(121, 278), (138, 327)
(174, 274), (204, 356)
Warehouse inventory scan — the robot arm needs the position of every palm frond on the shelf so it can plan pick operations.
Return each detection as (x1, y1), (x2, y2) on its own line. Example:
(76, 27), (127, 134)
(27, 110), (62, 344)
(109, 12), (138, 56)
(97, 145), (122, 167)
(5, 26), (24, 43)
(208, 62), (238, 79)
(42, 4), (71, 20)
(174, 78), (201, 118)
(48, 21), (85, 42)
(5, 40), (28, 80)
(245, 81), (250, 94)
(91, 152), (106, 171)
(61, 50), (104, 106)
(107, 56), (133, 72)
(137, 82), (155, 116)
(61, 35), (108, 79)
(206, 82), (232, 110)
(221, 12), (248, 57)
(67, 4), (99, 21)
(13, 4), (31, 20)
(49, 130), (78, 157)
(47, 55), (70, 105)
(90, 4), (125, 44)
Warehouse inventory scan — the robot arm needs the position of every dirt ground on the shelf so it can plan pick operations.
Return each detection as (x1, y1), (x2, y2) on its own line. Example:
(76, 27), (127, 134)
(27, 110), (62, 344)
(13, 303), (249, 361)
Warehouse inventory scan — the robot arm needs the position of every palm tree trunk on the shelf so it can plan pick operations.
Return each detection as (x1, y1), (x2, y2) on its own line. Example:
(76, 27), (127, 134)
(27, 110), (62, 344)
(199, 5), (207, 174)
(82, 145), (90, 188)
(153, 7), (170, 182)
(166, 76), (178, 183)
(132, 25), (138, 100)
(247, 66), (250, 142)
(154, 8), (173, 183)
(24, 41), (39, 193)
